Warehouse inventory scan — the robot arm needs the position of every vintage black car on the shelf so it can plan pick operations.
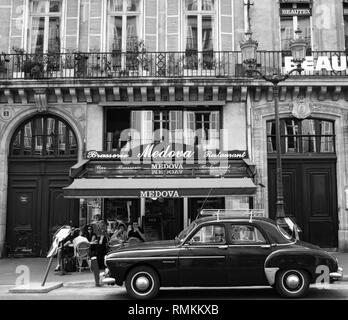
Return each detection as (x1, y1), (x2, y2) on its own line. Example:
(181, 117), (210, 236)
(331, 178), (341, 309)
(102, 212), (343, 299)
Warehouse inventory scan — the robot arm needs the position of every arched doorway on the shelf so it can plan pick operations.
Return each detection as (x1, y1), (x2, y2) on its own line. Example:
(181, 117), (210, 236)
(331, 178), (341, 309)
(267, 117), (338, 248)
(6, 114), (79, 257)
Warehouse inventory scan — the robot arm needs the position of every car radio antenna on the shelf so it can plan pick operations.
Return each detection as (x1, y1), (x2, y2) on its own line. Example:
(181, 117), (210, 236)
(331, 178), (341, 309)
(199, 187), (214, 212)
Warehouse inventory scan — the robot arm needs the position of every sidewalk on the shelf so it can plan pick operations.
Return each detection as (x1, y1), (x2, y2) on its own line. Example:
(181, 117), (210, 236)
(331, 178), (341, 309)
(0, 258), (96, 287)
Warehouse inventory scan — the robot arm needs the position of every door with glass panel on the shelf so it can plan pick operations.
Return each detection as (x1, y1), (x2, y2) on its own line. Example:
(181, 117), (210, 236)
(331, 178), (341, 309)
(267, 118), (338, 248)
(107, 0), (141, 72)
(184, 0), (215, 74)
(7, 115), (78, 256)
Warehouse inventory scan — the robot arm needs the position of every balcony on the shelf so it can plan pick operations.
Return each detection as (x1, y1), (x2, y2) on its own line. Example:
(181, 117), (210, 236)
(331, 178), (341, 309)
(0, 51), (347, 80)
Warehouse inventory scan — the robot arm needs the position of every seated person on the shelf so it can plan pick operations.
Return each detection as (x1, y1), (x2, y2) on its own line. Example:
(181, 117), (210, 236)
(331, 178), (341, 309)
(213, 226), (226, 243)
(54, 227), (80, 272)
(72, 229), (89, 256)
(110, 224), (128, 243)
(127, 221), (145, 242)
(84, 225), (98, 244)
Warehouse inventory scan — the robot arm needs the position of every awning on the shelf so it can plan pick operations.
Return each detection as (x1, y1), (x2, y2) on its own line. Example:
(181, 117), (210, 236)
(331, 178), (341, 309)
(63, 178), (257, 198)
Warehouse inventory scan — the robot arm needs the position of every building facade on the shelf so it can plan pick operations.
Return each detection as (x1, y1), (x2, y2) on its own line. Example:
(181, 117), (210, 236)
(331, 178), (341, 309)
(0, 0), (348, 256)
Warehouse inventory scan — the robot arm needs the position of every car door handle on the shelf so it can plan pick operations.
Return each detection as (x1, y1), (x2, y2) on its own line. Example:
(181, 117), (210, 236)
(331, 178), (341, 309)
(218, 245), (228, 249)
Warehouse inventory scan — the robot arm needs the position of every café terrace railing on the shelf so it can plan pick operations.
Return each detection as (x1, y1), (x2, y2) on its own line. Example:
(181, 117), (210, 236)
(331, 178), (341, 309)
(0, 50), (347, 80)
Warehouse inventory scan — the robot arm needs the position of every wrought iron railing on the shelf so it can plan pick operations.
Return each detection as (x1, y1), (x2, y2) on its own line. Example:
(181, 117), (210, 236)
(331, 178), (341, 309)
(0, 51), (347, 79)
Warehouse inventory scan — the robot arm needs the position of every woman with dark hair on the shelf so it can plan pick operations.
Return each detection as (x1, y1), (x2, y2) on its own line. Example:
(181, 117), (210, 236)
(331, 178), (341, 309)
(84, 225), (97, 243)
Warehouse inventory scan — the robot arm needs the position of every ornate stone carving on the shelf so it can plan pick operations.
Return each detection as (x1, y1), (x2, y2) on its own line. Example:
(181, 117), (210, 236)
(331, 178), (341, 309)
(291, 98), (312, 119)
(33, 88), (48, 113)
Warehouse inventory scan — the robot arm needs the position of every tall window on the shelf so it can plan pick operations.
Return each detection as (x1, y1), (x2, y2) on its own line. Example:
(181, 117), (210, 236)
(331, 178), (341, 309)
(344, 1), (348, 51)
(11, 115), (77, 157)
(184, 111), (220, 150)
(29, 0), (62, 54)
(267, 118), (335, 154)
(107, 0), (141, 51)
(280, 1), (312, 54)
(184, 0), (215, 70)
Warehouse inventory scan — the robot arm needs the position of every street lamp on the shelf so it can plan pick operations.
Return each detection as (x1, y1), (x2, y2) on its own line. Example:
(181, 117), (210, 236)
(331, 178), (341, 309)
(240, 28), (307, 230)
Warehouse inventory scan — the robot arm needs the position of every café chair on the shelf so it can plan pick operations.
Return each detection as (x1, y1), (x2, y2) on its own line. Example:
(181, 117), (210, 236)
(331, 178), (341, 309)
(75, 241), (91, 272)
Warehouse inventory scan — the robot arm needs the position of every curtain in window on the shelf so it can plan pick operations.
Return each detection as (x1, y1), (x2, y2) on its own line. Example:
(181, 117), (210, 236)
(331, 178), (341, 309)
(110, 17), (122, 50)
(31, 17), (44, 54)
(48, 17), (60, 53)
(126, 16), (138, 49)
(186, 16), (198, 51)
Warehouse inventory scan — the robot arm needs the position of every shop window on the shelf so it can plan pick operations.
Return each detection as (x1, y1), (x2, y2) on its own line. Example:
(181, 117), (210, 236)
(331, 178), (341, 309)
(184, 0), (215, 70)
(29, 0), (62, 54)
(105, 109), (131, 151)
(184, 111), (220, 150)
(10, 115), (77, 157)
(267, 118), (335, 155)
(280, 1), (312, 55)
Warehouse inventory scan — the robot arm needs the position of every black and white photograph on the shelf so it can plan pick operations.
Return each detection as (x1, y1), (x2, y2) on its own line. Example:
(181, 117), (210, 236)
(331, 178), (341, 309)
(0, 0), (347, 316)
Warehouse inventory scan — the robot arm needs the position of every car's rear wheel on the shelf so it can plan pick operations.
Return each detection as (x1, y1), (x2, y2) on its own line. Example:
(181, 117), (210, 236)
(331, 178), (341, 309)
(125, 266), (160, 300)
(275, 269), (310, 298)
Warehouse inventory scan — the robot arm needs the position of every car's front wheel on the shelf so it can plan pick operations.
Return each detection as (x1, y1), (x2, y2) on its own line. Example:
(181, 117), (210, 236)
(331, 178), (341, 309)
(125, 266), (160, 299)
(275, 269), (310, 298)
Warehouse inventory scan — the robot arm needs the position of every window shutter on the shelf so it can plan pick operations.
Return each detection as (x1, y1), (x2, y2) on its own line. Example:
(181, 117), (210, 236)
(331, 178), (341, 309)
(10, 0), (25, 49)
(184, 111), (195, 146)
(145, 0), (157, 51)
(209, 111), (220, 149)
(141, 111), (154, 144)
(131, 110), (142, 147)
(89, 0), (102, 50)
(166, 0), (179, 51)
(65, 0), (80, 50)
(169, 110), (182, 143)
(220, 0), (233, 51)
(1, 2), (11, 51)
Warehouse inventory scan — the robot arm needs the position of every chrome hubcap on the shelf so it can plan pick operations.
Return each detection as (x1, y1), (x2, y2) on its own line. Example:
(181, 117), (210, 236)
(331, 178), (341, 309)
(286, 274), (300, 289)
(135, 276), (150, 291)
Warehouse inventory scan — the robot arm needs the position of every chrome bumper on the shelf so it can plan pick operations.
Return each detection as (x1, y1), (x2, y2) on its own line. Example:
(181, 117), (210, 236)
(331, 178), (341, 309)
(100, 268), (116, 286)
(330, 267), (343, 281)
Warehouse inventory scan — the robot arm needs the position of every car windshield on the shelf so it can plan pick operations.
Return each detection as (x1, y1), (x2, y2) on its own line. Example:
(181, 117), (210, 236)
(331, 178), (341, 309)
(176, 222), (197, 243)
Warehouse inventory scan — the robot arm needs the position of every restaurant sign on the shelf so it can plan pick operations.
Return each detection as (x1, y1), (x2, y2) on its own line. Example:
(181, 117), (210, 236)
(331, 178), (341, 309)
(86, 147), (248, 162)
(140, 190), (180, 198)
(285, 56), (348, 73)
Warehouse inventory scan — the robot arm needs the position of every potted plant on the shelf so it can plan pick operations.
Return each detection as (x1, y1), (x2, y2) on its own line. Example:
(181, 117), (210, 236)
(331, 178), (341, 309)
(167, 53), (183, 77)
(89, 49), (110, 77)
(62, 49), (76, 77)
(74, 51), (89, 77)
(23, 55), (44, 79)
(0, 52), (10, 78)
(11, 47), (25, 78)
(126, 39), (147, 76)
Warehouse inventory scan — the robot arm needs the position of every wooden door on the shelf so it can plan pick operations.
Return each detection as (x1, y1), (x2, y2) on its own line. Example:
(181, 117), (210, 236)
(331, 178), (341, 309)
(6, 161), (78, 257)
(268, 159), (338, 248)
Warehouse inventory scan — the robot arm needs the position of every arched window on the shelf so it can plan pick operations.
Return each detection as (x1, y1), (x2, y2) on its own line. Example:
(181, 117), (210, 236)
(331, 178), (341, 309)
(267, 118), (335, 154)
(10, 115), (77, 157)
